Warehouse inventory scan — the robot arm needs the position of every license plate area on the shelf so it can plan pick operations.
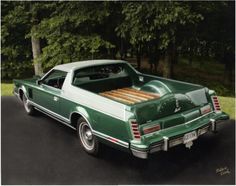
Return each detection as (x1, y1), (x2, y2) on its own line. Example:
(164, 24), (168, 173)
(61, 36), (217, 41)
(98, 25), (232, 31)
(183, 131), (197, 144)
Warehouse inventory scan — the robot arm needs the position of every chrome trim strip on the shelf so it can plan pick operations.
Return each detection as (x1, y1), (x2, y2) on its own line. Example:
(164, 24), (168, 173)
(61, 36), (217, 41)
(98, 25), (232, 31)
(69, 111), (94, 130)
(93, 130), (129, 148)
(161, 111), (214, 132)
(39, 68), (54, 81)
(34, 107), (76, 130)
(185, 111), (214, 125)
(29, 100), (70, 123)
(41, 83), (63, 92)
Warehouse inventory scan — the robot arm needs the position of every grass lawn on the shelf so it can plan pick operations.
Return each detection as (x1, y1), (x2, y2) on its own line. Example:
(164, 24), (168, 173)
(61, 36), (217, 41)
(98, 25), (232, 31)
(1, 83), (13, 96)
(1, 83), (235, 119)
(218, 96), (235, 119)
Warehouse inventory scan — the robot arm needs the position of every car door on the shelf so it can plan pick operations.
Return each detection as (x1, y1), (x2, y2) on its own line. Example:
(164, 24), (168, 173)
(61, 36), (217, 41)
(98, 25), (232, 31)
(33, 70), (67, 116)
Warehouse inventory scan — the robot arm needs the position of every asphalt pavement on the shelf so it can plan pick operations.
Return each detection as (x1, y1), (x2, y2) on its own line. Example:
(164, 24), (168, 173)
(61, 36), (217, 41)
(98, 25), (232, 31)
(1, 96), (235, 184)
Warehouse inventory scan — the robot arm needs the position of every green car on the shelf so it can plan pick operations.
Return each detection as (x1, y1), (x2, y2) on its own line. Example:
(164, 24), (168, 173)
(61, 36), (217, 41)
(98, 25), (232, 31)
(13, 60), (229, 159)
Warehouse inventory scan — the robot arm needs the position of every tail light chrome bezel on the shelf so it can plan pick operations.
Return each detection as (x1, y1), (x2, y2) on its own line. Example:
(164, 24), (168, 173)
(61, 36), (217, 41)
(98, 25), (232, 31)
(129, 119), (141, 141)
(211, 96), (221, 112)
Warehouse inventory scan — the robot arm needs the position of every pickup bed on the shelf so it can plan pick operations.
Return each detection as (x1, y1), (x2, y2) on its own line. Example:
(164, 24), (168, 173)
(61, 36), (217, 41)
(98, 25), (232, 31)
(13, 60), (229, 159)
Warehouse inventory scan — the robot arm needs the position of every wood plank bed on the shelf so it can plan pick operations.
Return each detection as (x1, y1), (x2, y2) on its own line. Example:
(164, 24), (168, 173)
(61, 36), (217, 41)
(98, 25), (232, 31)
(99, 87), (160, 105)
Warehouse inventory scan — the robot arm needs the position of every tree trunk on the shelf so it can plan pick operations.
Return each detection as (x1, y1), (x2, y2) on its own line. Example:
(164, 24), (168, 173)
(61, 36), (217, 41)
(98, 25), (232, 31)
(130, 48), (133, 58)
(31, 35), (43, 76)
(136, 45), (141, 70)
(154, 62), (158, 73)
(189, 48), (193, 66)
(162, 43), (175, 78)
(120, 38), (124, 60)
(172, 43), (178, 65)
(154, 47), (161, 73)
(162, 51), (172, 78)
(136, 53), (141, 70)
(30, 2), (43, 76)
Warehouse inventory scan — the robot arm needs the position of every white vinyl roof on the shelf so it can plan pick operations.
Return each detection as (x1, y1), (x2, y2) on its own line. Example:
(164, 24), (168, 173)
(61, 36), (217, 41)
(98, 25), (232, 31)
(54, 59), (127, 72)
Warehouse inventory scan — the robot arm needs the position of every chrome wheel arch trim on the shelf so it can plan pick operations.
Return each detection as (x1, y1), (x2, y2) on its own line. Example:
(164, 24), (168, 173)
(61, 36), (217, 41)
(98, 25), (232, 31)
(69, 111), (93, 131)
(18, 86), (28, 100)
(23, 95), (31, 113)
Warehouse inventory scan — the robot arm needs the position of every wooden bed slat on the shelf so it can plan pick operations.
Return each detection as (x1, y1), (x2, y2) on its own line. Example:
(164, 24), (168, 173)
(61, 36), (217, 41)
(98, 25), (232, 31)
(106, 91), (142, 103)
(100, 93), (135, 104)
(111, 90), (148, 101)
(99, 87), (160, 105)
(123, 88), (160, 98)
(117, 89), (155, 99)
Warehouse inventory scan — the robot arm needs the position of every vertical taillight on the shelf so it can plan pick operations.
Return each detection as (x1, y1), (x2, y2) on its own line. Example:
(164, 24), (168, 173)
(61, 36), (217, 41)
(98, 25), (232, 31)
(211, 96), (221, 111)
(129, 119), (141, 141)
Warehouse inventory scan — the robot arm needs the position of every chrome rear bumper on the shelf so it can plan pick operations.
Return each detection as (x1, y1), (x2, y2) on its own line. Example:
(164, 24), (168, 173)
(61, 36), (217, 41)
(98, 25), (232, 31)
(131, 119), (218, 159)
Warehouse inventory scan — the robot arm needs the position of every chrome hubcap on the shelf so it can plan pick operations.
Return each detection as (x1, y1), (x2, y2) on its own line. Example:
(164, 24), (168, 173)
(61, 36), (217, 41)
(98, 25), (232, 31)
(79, 122), (94, 151)
(85, 130), (93, 140)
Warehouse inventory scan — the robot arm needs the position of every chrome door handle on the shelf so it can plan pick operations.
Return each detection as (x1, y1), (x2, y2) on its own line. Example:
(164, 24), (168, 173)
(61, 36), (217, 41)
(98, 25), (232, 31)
(53, 96), (59, 102)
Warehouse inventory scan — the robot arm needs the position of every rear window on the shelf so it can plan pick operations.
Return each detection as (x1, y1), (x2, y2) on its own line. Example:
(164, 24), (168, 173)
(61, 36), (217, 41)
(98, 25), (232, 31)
(72, 63), (129, 85)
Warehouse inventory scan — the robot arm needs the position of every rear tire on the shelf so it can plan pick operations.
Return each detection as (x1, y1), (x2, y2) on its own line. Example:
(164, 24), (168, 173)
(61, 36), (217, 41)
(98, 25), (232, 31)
(22, 94), (35, 115)
(77, 117), (100, 156)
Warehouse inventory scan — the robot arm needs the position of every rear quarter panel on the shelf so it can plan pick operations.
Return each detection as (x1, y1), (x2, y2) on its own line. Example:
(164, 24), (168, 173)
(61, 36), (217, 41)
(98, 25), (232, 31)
(60, 86), (133, 146)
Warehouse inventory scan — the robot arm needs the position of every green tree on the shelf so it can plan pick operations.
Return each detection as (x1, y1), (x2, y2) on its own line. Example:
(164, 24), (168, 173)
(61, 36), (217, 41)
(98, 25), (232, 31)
(1, 1), (54, 76)
(35, 2), (115, 69)
(2, 1), (115, 75)
(2, 1), (234, 84)
(1, 1), (32, 79)
(197, 2), (234, 84)
(116, 2), (203, 77)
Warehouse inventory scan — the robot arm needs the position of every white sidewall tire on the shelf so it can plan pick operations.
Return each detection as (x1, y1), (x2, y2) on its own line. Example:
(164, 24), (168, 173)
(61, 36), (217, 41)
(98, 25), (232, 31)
(77, 118), (100, 156)
(22, 94), (35, 115)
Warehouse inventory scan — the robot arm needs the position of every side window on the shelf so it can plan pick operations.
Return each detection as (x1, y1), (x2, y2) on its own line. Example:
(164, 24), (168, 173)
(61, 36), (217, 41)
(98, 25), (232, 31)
(42, 70), (67, 89)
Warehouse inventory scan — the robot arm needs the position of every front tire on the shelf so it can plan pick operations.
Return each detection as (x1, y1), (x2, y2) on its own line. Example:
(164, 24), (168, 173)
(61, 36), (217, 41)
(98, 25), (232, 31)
(77, 118), (100, 156)
(22, 94), (35, 115)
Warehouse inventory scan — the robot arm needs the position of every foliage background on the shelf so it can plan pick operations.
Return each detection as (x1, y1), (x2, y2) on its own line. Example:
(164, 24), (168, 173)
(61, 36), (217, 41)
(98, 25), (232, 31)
(1, 1), (235, 97)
